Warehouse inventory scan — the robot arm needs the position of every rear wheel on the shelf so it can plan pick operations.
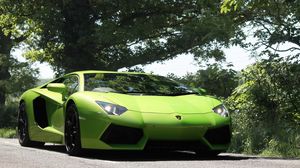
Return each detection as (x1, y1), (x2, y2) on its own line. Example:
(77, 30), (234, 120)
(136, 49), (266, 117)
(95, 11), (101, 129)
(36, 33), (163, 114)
(17, 101), (45, 147)
(65, 104), (82, 156)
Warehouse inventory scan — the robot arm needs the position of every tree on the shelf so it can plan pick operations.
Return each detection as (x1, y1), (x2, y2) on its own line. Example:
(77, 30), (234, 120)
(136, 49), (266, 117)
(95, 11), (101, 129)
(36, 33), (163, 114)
(24, 0), (239, 73)
(227, 59), (300, 156)
(0, 58), (38, 128)
(221, 0), (300, 58)
(220, 0), (300, 156)
(0, 0), (37, 106)
(168, 63), (239, 98)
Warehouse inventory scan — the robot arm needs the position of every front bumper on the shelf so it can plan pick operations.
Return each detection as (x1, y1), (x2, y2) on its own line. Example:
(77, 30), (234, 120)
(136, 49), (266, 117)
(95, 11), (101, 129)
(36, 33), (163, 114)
(79, 110), (231, 151)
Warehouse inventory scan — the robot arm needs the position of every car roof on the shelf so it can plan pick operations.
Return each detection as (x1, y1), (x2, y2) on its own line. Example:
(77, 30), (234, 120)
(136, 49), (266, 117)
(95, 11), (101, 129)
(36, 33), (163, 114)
(37, 70), (152, 89)
(66, 70), (151, 76)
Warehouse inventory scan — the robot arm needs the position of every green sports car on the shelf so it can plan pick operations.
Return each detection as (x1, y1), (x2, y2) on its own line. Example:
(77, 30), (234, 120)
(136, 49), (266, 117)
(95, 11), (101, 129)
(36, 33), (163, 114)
(18, 70), (231, 156)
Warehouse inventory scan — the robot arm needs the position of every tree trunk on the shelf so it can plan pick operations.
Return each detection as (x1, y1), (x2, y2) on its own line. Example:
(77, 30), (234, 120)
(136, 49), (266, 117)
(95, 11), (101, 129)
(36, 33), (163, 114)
(0, 30), (13, 106)
(0, 89), (5, 106)
(61, 0), (101, 72)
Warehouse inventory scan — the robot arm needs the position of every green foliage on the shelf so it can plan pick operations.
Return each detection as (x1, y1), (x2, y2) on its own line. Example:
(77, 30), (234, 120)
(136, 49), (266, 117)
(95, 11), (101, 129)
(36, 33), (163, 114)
(0, 56), (38, 104)
(0, 0), (33, 41)
(0, 102), (18, 128)
(221, 0), (243, 13)
(220, 1), (300, 157)
(22, 0), (238, 73)
(0, 0), (39, 106)
(7, 58), (39, 97)
(168, 63), (239, 98)
(221, 0), (300, 58)
(227, 59), (300, 157)
(0, 128), (16, 138)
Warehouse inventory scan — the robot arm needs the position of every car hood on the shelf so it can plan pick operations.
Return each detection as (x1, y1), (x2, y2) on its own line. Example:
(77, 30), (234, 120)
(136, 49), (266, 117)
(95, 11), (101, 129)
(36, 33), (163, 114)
(84, 92), (221, 114)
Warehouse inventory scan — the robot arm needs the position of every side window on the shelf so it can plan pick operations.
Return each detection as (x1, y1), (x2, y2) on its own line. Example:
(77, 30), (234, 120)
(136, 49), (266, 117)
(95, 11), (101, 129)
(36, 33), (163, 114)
(63, 75), (79, 97)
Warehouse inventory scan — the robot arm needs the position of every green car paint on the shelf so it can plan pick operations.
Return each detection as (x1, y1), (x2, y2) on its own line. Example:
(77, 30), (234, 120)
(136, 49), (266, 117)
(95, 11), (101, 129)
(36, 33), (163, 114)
(18, 70), (231, 155)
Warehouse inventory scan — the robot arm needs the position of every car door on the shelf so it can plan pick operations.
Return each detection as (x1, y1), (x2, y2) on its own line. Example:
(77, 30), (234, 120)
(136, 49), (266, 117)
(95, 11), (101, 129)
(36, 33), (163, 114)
(49, 75), (79, 134)
(29, 75), (80, 143)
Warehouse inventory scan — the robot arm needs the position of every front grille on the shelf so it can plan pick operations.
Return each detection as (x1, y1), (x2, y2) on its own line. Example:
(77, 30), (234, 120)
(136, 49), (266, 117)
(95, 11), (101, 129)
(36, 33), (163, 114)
(204, 125), (231, 145)
(100, 124), (143, 144)
(145, 140), (208, 150)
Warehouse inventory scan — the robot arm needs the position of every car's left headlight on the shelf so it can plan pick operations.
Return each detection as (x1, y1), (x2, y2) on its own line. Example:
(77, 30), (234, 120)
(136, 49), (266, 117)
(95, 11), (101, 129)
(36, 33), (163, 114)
(96, 101), (127, 116)
(212, 104), (229, 117)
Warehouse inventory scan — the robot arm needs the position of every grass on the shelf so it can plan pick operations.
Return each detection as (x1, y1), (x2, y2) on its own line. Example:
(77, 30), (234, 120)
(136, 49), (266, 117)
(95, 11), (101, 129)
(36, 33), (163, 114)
(0, 128), (17, 138)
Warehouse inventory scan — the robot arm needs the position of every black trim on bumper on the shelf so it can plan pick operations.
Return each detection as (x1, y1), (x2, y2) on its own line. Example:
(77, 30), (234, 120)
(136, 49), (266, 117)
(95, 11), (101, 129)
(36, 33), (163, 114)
(204, 125), (231, 145)
(100, 124), (143, 144)
(145, 140), (209, 151)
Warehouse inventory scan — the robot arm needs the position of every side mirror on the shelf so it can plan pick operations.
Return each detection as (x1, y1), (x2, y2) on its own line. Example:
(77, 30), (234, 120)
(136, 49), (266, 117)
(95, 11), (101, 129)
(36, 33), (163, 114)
(47, 83), (66, 93)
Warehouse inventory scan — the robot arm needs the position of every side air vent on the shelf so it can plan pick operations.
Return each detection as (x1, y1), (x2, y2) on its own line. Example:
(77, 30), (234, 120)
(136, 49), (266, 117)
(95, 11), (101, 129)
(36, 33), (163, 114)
(33, 97), (48, 128)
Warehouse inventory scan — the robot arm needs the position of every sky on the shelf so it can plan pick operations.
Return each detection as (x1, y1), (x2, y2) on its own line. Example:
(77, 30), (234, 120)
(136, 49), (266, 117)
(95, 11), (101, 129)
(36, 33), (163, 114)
(143, 46), (254, 76)
(14, 45), (254, 79)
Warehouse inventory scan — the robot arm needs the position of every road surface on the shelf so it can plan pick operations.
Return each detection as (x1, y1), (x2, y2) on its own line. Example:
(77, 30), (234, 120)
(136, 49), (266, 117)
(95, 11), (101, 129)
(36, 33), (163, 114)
(0, 138), (299, 168)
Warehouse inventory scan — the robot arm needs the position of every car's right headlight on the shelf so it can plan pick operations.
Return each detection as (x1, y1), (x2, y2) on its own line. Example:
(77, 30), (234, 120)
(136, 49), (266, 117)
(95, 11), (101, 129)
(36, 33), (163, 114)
(96, 101), (127, 116)
(212, 104), (229, 117)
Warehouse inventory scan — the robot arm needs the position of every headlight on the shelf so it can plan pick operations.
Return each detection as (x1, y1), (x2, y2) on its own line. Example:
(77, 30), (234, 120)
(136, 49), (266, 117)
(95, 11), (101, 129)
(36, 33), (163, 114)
(212, 104), (229, 117)
(96, 101), (127, 115)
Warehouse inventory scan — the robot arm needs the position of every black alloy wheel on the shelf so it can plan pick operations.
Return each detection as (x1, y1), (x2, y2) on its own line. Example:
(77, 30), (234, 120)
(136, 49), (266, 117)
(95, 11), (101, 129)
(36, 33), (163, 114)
(65, 104), (82, 155)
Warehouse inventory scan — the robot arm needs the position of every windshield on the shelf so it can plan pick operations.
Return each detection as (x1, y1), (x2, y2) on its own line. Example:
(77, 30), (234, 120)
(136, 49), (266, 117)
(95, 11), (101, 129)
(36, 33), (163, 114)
(84, 73), (198, 96)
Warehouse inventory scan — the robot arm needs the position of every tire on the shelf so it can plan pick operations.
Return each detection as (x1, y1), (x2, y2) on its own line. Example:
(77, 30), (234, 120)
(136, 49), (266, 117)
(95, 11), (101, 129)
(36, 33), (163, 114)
(17, 101), (45, 147)
(65, 103), (82, 156)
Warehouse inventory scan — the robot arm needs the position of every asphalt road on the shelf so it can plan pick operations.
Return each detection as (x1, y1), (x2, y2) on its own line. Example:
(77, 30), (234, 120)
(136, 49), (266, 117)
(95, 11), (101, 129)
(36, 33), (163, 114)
(0, 138), (299, 168)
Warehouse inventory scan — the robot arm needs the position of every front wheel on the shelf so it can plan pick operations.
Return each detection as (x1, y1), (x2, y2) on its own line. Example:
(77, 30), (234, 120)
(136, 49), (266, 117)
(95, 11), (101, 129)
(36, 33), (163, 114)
(17, 101), (45, 147)
(65, 104), (82, 156)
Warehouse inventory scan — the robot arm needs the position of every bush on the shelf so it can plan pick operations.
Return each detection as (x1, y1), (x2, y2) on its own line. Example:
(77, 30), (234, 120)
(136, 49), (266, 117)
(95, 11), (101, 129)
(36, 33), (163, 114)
(0, 128), (16, 138)
(227, 60), (300, 158)
(0, 102), (18, 128)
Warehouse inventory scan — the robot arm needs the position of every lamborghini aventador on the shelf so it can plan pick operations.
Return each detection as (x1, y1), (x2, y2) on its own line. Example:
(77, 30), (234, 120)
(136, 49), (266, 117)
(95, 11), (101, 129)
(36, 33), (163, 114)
(18, 71), (231, 156)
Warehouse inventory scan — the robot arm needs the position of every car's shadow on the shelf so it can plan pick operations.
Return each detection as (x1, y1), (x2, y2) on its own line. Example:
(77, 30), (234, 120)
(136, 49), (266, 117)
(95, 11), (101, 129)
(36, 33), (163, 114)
(79, 150), (252, 161)
(37, 144), (252, 161)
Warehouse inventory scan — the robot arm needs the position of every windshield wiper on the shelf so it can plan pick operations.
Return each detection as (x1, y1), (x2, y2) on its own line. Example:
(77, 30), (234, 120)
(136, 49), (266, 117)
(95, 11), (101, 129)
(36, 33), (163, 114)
(118, 91), (199, 96)
(165, 92), (199, 96)
(120, 91), (162, 95)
